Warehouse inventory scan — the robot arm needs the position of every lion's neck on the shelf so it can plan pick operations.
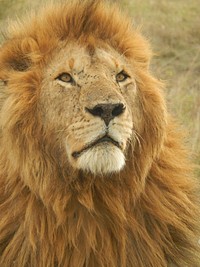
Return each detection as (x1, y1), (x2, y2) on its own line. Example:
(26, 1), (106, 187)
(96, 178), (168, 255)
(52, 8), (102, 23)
(0, 158), (199, 267)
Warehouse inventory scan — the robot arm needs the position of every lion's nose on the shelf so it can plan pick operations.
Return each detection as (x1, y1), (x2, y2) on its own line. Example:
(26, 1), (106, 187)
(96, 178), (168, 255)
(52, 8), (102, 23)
(85, 103), (126, 126)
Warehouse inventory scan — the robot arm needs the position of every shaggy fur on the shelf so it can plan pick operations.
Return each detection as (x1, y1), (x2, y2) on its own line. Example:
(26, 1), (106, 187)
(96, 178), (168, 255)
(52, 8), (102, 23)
(0, 1), (199, 266)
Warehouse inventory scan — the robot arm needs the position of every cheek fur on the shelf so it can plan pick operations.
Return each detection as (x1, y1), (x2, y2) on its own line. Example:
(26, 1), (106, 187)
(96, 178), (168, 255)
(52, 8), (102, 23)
(40, 84), (82, 130)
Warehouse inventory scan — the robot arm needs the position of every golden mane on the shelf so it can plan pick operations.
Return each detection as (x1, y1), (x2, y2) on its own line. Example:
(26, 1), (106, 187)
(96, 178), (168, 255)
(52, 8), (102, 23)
(0, 1), (199, 266)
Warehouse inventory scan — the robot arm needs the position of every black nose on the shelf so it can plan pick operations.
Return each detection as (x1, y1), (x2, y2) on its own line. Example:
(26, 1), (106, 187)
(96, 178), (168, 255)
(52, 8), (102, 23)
(86, 103), (126, 126)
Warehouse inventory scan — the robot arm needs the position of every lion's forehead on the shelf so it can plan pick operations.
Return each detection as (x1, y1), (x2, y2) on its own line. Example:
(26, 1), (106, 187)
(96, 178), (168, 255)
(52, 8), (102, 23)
(48, 44), (127, 79)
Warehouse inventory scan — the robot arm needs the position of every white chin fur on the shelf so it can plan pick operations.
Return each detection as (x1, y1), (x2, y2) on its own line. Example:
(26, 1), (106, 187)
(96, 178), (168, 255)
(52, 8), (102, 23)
(77, 145), (125, 175)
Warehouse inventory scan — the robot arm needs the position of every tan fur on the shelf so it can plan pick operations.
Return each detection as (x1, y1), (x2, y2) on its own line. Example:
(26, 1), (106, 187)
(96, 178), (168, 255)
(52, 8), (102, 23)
(0, 1), (199, 266)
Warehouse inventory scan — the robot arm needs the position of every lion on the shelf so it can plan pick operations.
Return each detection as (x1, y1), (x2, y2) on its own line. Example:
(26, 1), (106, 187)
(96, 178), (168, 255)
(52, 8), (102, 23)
(0, 0), (199, 266)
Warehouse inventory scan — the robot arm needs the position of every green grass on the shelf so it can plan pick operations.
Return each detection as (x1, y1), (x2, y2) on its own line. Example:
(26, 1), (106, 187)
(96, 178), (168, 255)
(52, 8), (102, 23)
(1, 0), (200, 174)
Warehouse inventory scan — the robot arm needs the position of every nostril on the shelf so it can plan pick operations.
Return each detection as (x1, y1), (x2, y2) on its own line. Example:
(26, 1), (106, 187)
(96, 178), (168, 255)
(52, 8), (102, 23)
(112, 104), (126, 117)
(85, 106), (104, 117)
(93, 106), (104, 116)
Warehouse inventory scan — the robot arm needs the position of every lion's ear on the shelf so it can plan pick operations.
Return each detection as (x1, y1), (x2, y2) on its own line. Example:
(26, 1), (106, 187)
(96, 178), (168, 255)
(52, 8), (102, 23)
(0, 37), (40, 81)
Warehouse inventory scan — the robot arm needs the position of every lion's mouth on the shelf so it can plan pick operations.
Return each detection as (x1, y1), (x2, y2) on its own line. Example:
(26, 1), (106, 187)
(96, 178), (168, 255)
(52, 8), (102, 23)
(72, 135), (121, 158)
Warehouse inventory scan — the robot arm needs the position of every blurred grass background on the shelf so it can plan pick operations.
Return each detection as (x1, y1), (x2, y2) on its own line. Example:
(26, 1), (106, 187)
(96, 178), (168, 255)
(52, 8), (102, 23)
(0, 0), (200, 175)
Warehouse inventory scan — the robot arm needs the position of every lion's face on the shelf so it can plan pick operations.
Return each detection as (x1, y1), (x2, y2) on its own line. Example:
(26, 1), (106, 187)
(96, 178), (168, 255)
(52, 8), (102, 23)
(40, 43), (139, 175)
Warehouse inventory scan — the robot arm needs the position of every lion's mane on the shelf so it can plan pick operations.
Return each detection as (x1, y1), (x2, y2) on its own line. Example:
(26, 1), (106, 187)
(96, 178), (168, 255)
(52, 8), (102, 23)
(0, 1), (199, 266)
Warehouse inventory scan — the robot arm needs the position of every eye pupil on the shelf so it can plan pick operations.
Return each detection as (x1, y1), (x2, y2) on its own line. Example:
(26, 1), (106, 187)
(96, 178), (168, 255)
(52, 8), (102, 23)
(116, 71), (129, 82)
(118, 74), (124, 80)
(57, 73), (73, 83)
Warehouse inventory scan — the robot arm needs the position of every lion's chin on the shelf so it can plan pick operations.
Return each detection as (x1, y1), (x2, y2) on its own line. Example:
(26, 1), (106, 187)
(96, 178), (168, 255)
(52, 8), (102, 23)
(76, 145), (125, 175)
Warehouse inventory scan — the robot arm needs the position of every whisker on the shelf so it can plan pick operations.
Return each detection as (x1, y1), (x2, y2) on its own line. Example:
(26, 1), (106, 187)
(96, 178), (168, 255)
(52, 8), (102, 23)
(55, 128), (67, 134)
(132, 130), (144, 153)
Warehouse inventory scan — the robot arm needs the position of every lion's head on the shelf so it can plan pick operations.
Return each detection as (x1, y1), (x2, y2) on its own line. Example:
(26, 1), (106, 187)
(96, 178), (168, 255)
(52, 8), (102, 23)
(0, 1), (167, 180)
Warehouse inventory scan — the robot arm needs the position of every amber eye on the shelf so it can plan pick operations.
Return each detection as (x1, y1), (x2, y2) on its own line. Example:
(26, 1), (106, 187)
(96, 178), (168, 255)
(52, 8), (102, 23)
(56, 72), (74, 83)
(116, 71), (129, 83)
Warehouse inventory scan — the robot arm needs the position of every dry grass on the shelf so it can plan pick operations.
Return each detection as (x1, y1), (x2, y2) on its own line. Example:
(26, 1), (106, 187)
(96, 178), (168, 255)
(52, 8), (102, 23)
(0, 0), (200, 175)
(120, 0), (200, 174)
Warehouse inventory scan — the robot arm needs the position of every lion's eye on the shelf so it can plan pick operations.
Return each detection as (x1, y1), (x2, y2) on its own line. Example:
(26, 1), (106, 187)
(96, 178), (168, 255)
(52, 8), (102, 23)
(56, 72), (74, 83)
(116, 71), (129, 83)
